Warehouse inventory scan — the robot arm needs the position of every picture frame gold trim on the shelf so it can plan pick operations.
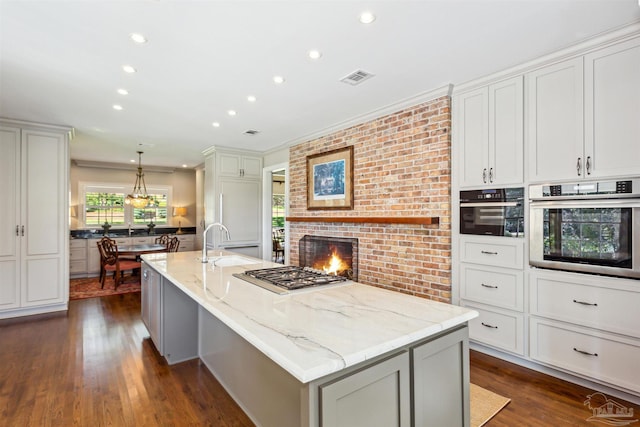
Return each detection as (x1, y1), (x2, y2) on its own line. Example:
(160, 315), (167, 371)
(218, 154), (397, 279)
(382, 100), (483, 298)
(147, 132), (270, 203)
(306, 146), (354, 210)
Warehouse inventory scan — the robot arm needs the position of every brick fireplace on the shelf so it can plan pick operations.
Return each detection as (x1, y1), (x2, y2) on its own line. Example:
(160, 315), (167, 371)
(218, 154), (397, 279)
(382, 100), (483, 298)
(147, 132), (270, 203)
(299, 235), (358, 281)
(287, 94), (452, 303)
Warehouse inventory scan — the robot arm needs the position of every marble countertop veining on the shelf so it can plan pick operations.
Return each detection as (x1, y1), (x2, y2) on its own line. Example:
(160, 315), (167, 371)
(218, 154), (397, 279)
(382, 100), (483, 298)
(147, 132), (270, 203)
(141, 250), (478, 383)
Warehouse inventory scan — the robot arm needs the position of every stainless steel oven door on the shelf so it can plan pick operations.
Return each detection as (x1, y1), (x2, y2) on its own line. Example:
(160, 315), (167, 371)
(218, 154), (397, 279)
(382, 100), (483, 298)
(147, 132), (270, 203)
(530, 199), (640, 279)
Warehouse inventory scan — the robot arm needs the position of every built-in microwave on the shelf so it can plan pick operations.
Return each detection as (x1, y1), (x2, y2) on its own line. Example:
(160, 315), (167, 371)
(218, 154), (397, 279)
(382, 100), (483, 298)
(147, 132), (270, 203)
(459, 187), (525, 237)
(529, 178), (640, 279)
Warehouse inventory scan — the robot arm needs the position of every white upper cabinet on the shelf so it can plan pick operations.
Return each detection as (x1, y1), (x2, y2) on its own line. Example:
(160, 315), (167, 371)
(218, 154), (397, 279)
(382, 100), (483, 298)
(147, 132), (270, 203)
(527, 57), (584, 182)
(217, 152), (262, 179)
(528, 36), (640, 182)
(584, 37), (640, 179)
(456, 76), (523, 188)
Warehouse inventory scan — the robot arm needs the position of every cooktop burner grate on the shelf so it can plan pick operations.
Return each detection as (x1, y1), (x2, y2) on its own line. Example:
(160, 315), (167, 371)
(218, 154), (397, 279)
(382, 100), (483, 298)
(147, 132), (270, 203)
(233, 266), (348, 294)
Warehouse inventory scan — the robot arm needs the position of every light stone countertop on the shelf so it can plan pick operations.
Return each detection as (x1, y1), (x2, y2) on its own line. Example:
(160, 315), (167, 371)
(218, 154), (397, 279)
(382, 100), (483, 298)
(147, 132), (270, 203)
(141, 250), (478, 383)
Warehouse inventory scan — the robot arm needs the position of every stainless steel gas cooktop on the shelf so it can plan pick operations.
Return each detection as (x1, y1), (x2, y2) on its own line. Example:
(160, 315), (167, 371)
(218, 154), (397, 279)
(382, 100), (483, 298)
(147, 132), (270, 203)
(233, 266), (348, 295)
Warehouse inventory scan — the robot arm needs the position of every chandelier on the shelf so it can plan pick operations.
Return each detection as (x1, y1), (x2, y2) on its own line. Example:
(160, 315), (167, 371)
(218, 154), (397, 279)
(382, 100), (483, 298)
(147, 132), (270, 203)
(125, 151), (152, 209)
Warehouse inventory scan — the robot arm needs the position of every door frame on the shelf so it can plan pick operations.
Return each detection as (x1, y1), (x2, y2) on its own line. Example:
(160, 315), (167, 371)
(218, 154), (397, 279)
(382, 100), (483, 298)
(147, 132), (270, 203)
(262, 162), (288, 263)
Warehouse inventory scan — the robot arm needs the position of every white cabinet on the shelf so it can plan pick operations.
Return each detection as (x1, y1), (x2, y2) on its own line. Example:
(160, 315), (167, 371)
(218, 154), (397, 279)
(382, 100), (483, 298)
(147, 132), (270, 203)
(204, 148), (262, 256)
(528, 36), (640, 182)
(527, 57), (584, 182)
(69, 239), (87, 277)
(141, 262), (162, 353)
(459, 236), (525, 355)
(87, 239), (101, 274)
(584, 37), (640, 179)
(0, 121), (69, 318)
(217, 152), (262, 179)
(529, 270), (640, 395)
(455, 76), (523, 188)
(175, 234), (194, 251)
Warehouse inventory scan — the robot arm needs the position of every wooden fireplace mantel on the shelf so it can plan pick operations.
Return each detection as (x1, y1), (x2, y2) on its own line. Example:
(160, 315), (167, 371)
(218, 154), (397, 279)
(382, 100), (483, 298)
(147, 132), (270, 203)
(285, 216), (439, 225)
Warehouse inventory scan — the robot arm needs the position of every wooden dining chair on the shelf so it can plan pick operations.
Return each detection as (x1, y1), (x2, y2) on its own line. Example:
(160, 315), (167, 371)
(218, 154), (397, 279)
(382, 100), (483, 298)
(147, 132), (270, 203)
(97, 237), (142, 289)
(155, 234), (171, 248)
(167, 236), (180, 252)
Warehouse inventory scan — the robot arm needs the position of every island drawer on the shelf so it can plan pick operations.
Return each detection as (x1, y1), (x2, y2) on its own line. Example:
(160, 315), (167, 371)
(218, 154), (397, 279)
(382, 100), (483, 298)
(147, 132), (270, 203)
(459, 236), (523, 269)
(530, 271), (640, 339)
(460, 265), (523, 311)
(530, 318), (640, 394)
(461, 302), (524, 355)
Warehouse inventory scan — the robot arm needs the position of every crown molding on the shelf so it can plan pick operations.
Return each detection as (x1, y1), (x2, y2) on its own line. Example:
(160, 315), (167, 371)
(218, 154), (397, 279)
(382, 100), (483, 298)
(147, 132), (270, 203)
(72, 159), (176, 173)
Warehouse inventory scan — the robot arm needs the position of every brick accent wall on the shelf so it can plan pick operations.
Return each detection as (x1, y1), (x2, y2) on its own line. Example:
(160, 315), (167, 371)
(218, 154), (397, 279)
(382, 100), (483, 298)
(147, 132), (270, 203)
(288, 96), (452, 302)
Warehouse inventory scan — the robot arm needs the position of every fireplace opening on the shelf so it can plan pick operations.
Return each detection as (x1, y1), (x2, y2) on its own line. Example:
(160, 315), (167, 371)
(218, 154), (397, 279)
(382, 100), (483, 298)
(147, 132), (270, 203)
(299, 235), (358, 281)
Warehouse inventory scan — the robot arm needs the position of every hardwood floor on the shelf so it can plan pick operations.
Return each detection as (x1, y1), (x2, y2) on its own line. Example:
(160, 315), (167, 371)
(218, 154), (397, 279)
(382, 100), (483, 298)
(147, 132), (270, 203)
(1, 294), (638, 426)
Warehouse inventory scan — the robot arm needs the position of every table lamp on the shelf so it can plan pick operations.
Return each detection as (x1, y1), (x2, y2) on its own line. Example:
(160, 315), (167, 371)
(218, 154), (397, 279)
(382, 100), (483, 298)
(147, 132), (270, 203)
(173, 207), (187, 234)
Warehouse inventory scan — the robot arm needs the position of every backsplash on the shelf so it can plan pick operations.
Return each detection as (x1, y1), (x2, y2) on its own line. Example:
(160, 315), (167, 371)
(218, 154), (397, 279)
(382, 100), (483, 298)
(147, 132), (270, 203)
(288, 96), (452, 302)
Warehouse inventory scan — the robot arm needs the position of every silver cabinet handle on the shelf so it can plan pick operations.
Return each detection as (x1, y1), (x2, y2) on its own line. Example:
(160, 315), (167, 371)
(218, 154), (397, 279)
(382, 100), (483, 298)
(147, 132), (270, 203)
(482, 168), (487, 183)
(481, 322), (498, 329)
(16, 225), (19, 236)
(21, 225), (25, 236)
(480, 250), (498, 255)
(481, 283), (498, 289)
(576, 157), (582, 176)
(573, 299), (597, 307)
(586, 156), (591, 175)
(573, 348), (598, 357)
(489, 167), (494, 183)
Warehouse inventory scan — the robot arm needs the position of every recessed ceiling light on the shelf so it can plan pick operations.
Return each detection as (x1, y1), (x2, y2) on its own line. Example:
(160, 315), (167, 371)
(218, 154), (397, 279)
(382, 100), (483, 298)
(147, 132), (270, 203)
(228, 110), (237, 116)
(273, 75), (285, 84)
(359, 11), (376, 24)
(212, 122), (221, 127)
(130, 159), (136, 163)
(308, 49), (322, 60)
(113, 104), (123, 110)
(117, 88), (129, 95)
(182, 164), (187, 168)
(247, 95), (256, 102)
(122, 65), (136, 73)
(130, 33), (147, 44)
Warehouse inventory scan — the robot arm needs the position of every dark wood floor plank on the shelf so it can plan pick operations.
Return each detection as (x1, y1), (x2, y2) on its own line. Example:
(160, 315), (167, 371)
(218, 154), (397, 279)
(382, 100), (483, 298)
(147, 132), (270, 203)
(2, 294), (638, 426)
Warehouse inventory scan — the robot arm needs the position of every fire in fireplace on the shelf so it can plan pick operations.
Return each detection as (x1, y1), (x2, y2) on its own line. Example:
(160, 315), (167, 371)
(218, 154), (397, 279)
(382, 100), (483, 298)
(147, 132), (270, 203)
(299, 235), (358, 281)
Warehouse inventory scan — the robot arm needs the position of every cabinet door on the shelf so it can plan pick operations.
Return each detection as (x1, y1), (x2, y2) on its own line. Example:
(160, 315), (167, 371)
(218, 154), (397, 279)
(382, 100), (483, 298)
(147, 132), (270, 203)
(319, 351), (410, 427)
(219, 179), (261, 245)
(527, 57), (584, 182)
(239, 156), (262, 179)
(585, 37), (640, 179)
(21, 129), (67, 306)
(412, 326), (470, 427)
(489, 76), (523, 186)
(87, 240), (101, 274)
(456, 87), (489, 188)
(0, 126), (21, 309)
(147, 267), (162, 353)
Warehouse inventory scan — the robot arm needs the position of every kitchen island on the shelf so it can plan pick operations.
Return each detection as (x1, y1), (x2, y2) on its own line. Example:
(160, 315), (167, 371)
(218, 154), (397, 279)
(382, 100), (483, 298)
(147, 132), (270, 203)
(140, 250), (478, 427)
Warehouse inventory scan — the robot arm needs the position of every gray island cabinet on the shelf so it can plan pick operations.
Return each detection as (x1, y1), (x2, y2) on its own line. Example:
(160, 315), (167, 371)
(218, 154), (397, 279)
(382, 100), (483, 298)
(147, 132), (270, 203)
(141, 251), (477, 427)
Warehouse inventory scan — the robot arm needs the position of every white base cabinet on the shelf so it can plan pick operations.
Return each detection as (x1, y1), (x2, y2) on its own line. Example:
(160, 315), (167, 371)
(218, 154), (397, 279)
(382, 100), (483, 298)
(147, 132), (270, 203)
(0, 120), (69, 319)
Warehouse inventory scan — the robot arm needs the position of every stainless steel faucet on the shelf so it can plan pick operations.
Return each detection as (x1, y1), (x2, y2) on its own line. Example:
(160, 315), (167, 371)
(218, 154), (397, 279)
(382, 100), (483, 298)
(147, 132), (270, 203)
(201, 222), (231, 263)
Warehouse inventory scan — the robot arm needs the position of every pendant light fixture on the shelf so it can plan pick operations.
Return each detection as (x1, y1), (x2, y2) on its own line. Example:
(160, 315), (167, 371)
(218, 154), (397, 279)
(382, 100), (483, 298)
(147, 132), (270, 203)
(125, 151), (152, 209)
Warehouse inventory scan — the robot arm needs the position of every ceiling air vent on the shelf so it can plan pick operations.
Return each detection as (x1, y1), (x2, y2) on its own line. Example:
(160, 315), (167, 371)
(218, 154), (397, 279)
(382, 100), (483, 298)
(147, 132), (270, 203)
(340, 69), (375, 86)
(244, 129), (260, 135)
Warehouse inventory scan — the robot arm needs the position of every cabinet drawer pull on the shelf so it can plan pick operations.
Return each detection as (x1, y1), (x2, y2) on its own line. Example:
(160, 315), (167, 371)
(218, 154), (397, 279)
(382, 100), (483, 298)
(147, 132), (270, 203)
(480, 250), (498, 255)
(585, 156), (591, 175)
(576, 157), (582, 176)
(481, 283), (498, 289)
(21, 225), (25, 236)
(573, 299), (597, 307)
(573, 348), (598, 357)
(481, 322), (498, 329)
(16, 225), (19, 236)
(482, 168), (487, 183)
(489, 167), (494, 183)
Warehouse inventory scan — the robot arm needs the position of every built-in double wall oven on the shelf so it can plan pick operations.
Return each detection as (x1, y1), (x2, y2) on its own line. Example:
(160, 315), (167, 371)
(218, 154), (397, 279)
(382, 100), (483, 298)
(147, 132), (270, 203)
(529, 178), (640, 279)
(459, 187), (525, 238)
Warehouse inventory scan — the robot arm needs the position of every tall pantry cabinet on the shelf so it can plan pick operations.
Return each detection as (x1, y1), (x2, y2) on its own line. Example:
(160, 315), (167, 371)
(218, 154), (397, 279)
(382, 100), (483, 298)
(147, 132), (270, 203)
(0, 120), (70, 319)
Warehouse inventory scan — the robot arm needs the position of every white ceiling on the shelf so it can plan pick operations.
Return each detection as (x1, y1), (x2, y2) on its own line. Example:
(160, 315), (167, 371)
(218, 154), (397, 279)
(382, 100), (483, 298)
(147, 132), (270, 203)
(1, 1), (639, 168)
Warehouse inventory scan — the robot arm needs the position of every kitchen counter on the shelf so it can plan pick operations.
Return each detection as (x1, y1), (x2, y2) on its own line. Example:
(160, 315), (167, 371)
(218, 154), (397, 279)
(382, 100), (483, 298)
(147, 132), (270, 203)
(141, 250), (477, 383)
(140, 250), (478, 426)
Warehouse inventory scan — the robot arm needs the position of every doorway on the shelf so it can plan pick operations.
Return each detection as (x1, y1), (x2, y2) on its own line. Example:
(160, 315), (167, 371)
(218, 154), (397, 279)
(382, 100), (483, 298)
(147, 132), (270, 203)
(262, 162), (288, 264)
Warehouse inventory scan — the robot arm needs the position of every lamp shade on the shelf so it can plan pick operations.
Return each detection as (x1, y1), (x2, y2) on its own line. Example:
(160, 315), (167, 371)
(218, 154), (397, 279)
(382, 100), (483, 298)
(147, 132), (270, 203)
(173, 207), (187, 216)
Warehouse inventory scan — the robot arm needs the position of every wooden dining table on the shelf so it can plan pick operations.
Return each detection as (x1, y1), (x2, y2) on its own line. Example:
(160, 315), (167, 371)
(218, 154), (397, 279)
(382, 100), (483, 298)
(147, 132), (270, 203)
(118, 243), (167, 257)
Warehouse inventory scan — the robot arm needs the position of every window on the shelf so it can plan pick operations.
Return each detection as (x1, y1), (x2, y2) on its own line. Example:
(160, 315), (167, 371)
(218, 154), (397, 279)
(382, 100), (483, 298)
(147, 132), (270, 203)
(80, 182), (171, 228)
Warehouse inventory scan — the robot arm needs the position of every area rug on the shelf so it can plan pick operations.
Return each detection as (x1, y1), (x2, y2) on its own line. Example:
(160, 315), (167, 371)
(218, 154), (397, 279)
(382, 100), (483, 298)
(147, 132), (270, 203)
(69, 276), (141, 300)
(471, 383), (511, 427)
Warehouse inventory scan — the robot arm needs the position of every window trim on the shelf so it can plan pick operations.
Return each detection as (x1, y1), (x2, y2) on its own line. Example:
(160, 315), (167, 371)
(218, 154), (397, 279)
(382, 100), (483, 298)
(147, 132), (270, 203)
(79, 181), (172, 229)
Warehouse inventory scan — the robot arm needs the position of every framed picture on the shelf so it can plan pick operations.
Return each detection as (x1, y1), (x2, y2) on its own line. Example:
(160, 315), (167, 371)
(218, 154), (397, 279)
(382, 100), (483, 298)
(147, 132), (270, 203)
(307, 146), (354, 210)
